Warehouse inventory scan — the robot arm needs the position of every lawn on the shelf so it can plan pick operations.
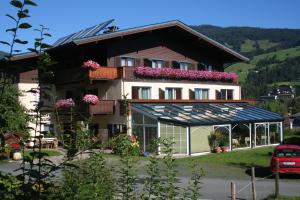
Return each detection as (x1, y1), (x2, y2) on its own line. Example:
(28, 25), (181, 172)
(101, 146), (276, 180)
(23, 149), (62, 159)
(175, 146), (275, 179)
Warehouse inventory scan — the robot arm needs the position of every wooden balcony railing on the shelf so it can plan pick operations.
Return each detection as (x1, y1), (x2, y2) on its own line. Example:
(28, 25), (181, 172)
(89, 67), (122, 80)
(89, 100), (115, 115)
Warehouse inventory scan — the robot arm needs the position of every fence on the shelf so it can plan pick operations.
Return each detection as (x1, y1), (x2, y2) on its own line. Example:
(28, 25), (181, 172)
(230, 160), (280, 200)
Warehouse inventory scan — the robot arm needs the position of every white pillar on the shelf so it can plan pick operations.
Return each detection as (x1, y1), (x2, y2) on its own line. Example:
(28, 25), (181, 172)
(157, 121), (161, 155)
(254, 124), (257, 148)
(186, 126), (190, 155)
(267, 122), (270, 145)
(229, 124), (232, 151)
(280, 121), (283, 143)
(249, 123), (252, 148)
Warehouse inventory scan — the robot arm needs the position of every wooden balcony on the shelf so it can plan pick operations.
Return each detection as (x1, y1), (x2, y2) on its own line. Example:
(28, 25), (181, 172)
(89, 100), (115, 115)
(89, 67), (122, 80)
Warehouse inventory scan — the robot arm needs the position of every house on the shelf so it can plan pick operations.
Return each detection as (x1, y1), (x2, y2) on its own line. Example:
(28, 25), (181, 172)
(9, 20), (284, 155)
(260, 85), (295, 101)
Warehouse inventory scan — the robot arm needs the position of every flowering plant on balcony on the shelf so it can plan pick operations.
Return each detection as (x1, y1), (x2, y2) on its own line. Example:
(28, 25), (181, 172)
(134, 66), (238, 83)
(82, 60), (100, 70)
(83, 94), (99, 105)
(55, 98), (75, 109)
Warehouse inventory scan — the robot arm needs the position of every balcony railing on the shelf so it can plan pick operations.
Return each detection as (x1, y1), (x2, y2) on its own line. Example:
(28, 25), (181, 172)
(89, 67), (122, 80)
(89, 100), (115, 115)
(55, 66), (238, 84)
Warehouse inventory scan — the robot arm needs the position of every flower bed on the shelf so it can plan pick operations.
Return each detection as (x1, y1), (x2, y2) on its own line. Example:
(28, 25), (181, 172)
(82, 60), (100, 70)
(134, 66), (238, 83)
(83, 94), (99, 105)
(55, 98), (75, 109)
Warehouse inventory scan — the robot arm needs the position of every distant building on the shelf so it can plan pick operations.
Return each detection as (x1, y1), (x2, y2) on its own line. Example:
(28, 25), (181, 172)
(260, 85), (295, 101)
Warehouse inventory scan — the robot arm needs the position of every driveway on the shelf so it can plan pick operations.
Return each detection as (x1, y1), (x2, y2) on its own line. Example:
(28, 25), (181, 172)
(1, 159), (300, 199)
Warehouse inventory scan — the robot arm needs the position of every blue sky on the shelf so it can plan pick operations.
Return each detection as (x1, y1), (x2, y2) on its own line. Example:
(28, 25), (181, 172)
(1, 0), (300, 53)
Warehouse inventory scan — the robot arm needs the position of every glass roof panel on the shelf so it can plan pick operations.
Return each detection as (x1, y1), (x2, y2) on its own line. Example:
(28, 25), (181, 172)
(131, 102), (284, 126)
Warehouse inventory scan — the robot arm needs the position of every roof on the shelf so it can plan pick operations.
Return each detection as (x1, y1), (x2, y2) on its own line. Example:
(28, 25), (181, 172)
(73, 20), (249, 62)
(8, 20), (249, 62)
(0, 51), (8, 60)
(131, 102), (283, 126)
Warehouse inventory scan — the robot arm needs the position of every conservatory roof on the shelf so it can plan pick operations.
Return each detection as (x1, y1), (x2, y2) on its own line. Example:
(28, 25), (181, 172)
(131, 102), (283, 126)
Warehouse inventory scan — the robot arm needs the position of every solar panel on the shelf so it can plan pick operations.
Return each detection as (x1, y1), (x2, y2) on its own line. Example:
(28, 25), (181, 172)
(53, 19), (114, 47)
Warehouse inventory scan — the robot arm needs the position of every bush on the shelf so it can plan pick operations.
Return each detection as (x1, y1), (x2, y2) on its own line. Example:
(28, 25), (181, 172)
(110, 134), (140, 156)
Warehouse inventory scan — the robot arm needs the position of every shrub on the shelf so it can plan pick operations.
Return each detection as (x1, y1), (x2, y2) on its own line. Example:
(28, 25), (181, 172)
(110, 134), (140, 156)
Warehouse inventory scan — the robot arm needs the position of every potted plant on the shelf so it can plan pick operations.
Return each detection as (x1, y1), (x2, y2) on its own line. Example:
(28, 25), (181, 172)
(219, 138), (228, 153)
(208, 131), (223, 153)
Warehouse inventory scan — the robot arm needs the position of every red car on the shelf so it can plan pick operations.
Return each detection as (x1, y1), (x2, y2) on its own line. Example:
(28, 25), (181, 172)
(270, 144), (300, 174)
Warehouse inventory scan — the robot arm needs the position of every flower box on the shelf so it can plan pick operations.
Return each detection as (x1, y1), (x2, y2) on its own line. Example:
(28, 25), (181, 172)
(134, 66), (238, 83)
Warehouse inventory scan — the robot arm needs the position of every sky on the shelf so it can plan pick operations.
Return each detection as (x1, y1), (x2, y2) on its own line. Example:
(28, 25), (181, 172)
(1, 0), (300, 53)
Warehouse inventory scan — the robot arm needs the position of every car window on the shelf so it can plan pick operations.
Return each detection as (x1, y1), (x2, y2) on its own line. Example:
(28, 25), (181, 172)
(275, 149), (300, 157)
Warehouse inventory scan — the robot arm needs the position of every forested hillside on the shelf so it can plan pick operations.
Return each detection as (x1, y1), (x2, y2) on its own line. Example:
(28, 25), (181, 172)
(192, 25), (300, 100)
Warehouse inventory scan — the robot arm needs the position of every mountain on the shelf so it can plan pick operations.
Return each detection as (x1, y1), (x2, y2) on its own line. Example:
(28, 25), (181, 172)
(0, 51), (8, 60)
(191, 25), (300, 99)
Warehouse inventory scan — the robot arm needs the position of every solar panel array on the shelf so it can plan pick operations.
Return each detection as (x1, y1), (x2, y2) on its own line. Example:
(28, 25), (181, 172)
(53, 19), (114, 47)
(131, 102), (283, 126)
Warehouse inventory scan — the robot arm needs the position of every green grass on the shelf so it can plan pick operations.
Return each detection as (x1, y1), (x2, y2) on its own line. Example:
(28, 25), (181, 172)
(258, 40), (278, 50)
(177, 146), (274, 167)
(240, 39), (278, 53)
(23, 149), (62, 159)
(241, 39), (256, 53)
(226, 46), (300, 83)
(225, 62), (256, 82)
(251, 46), (300, 65)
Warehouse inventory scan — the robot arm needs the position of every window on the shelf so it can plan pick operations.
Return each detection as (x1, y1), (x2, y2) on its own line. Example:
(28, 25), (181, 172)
(65, 90), (73, 99)
(132, 87), (151, 99)
(152, 60), (164, 68)
(219, 89), (234, 100)
(121, 57), (135, 67)
(179, 62), (190, 70)
(165, 88), (182, 99)
(86, 89), (98, 96)
(206, 65), (212, 71)
(195, 89), (209, 100)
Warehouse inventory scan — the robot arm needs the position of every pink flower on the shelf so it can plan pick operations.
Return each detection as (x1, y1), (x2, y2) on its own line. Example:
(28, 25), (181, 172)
(134, 66), (238, 82)
(55, 98), (75, 109)
(82, 60), (100, 70)
(83, 94), (99, 105)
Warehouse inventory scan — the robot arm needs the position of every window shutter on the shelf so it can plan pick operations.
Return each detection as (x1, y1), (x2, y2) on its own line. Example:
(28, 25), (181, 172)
(190, 63), (196, 70)
(172, 61), (180, 69)
(144, 58), (152, 67)
(135, 58), (141, 66)
(132, 87), (139, 99)
(164, 61), (169, 68)
(115, 57), (121, 67)
(215, 90), (221, 100)
(175, 88), (182, 100)
(159, 88), (164, 99)
(189, 89), (195, 100)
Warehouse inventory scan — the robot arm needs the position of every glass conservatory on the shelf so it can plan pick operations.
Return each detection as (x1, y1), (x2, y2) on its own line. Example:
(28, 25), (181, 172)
(131, 102), (284, 155)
